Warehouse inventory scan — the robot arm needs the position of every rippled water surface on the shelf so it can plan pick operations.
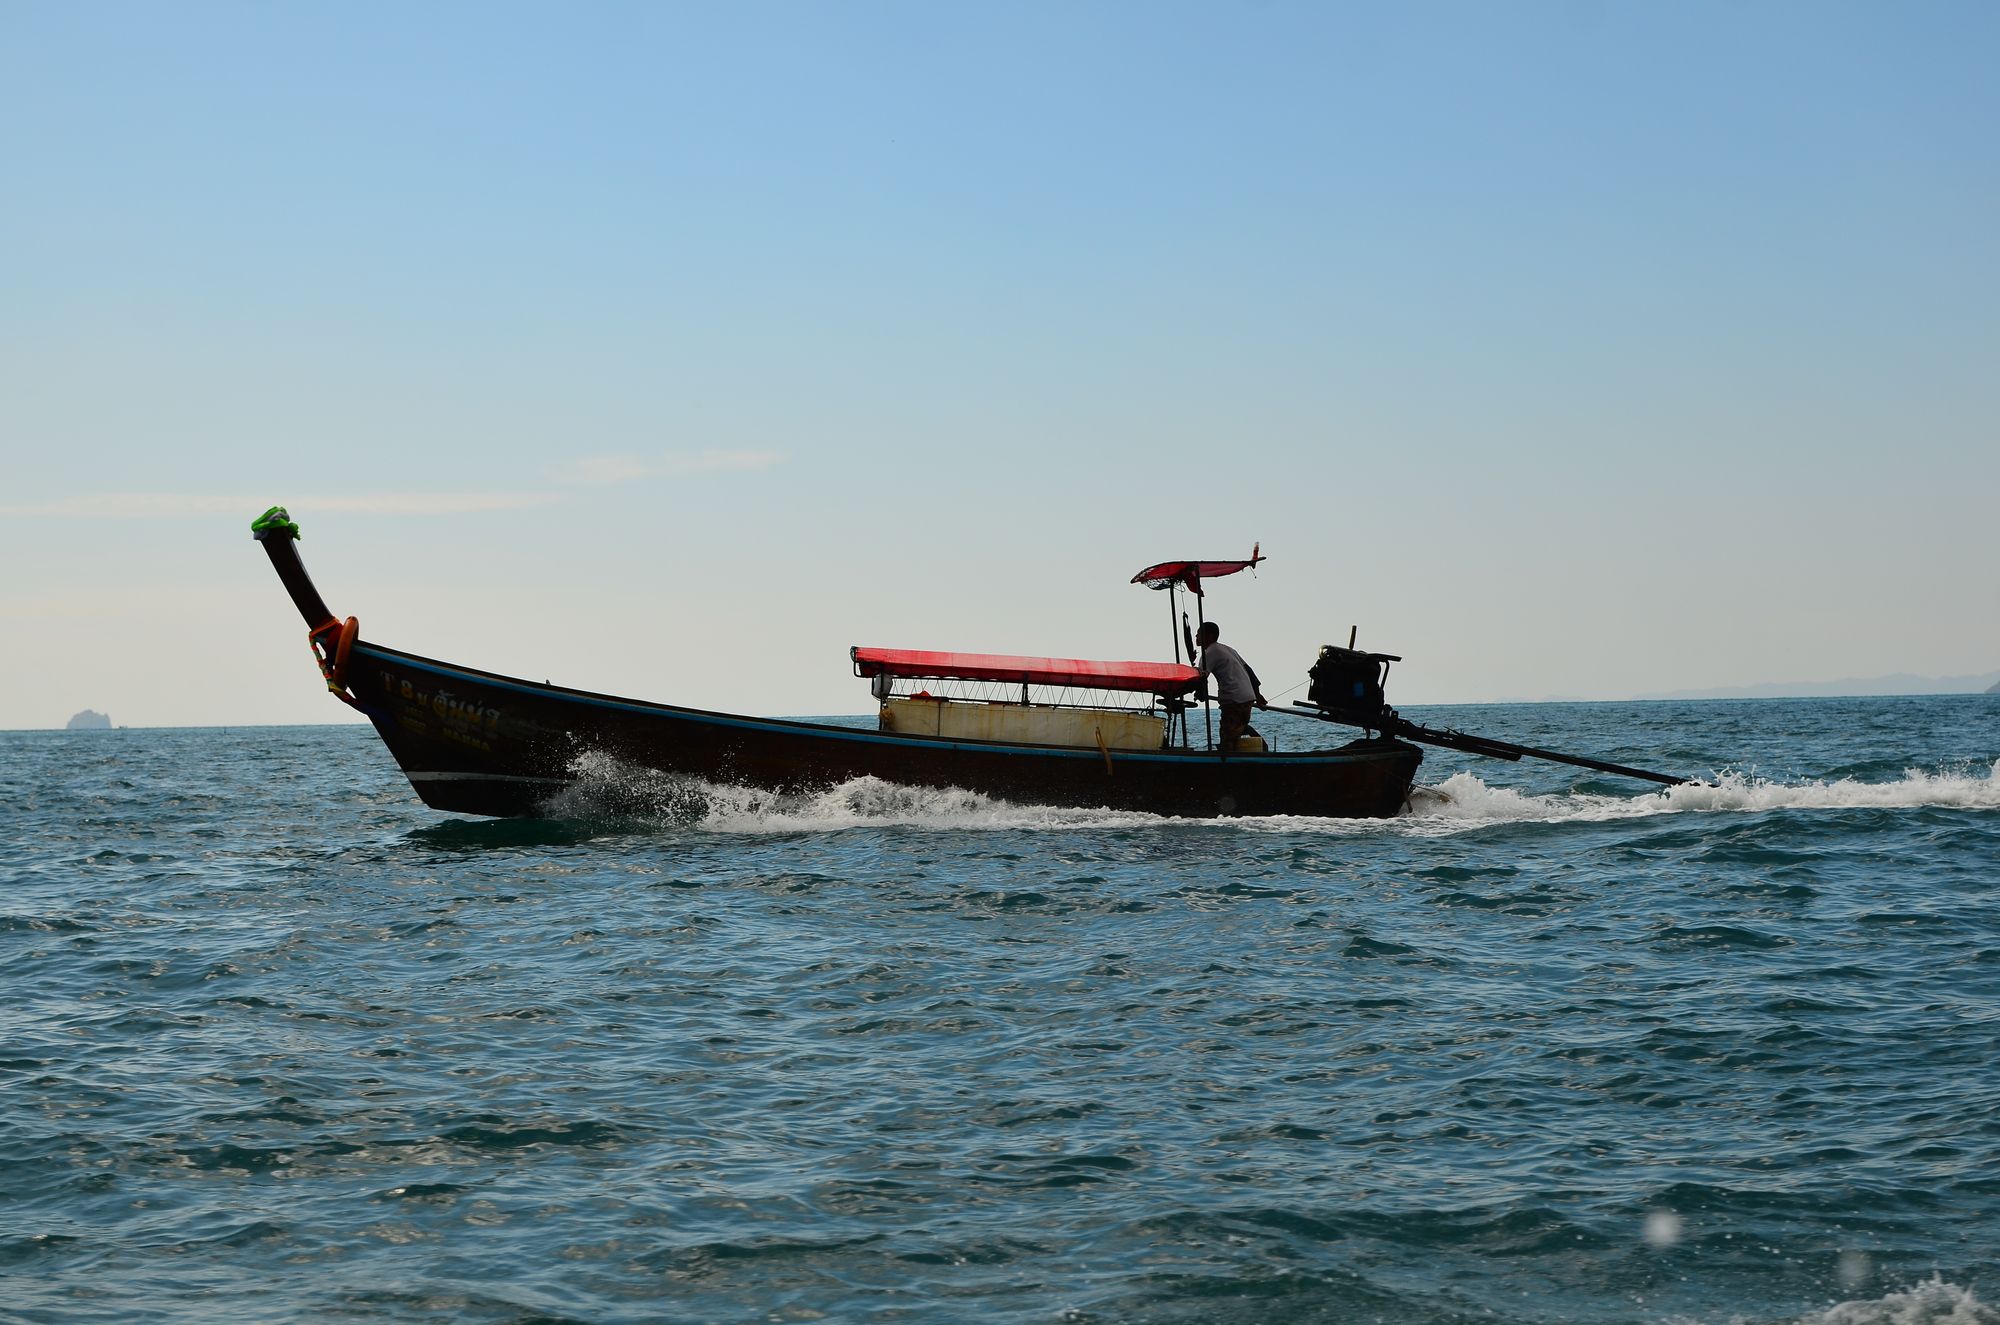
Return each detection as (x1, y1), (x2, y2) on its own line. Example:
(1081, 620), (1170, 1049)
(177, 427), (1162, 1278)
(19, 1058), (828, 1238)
(4, 697), (1998, 1324)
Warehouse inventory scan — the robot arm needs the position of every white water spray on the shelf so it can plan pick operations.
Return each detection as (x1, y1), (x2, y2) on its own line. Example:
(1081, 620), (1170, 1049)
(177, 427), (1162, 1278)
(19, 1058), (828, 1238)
(1408, 760), (2000, 831)
(1789, 1277), (1997, 1325)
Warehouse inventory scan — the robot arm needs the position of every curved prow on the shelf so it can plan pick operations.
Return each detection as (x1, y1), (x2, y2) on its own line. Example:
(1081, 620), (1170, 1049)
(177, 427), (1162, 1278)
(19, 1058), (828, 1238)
(251, 506), (335, 629)
(254, 506), (364, 704)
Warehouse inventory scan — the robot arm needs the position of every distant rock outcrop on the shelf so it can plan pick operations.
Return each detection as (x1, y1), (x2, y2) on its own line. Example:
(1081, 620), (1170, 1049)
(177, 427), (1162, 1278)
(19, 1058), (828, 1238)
(1989, 679), (2000, 695)
(65, 709), (111, 730)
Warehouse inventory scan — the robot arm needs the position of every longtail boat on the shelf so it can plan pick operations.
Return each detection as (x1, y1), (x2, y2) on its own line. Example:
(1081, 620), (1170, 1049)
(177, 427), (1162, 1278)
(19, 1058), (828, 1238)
(252, 508), (1684, 820)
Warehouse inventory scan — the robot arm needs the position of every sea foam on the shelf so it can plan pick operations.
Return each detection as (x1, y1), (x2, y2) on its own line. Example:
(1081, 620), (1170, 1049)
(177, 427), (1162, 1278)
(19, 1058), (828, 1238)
(1408, 760), (2000, 832)
(1783, 1278), (1995, 1325)
(547, 752), (1164, 833)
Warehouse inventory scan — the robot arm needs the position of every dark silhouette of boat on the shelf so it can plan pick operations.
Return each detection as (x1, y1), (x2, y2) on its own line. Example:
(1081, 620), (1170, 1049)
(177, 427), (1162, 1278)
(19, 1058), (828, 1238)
(251, 509), (1426, 819)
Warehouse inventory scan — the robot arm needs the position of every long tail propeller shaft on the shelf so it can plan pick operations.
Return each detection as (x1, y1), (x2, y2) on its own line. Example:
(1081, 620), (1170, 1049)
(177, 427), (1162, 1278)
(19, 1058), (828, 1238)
(1292, 702), (1691, 787)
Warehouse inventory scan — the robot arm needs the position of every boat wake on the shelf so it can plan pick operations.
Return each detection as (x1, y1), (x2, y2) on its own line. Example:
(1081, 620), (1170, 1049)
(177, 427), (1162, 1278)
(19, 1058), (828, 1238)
(1397, 759), (2000, 835)
(542, 751), (2000, 836)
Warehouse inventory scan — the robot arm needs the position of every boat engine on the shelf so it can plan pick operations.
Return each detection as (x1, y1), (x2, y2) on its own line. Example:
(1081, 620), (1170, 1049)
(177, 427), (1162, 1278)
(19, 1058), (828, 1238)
(1295, 641), (1693, 786)
(1305, 644), (1400, 732)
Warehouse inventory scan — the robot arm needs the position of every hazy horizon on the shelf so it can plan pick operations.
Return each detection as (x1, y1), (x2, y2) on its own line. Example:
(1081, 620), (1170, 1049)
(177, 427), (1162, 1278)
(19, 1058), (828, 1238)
(25, 671), (2000, 733)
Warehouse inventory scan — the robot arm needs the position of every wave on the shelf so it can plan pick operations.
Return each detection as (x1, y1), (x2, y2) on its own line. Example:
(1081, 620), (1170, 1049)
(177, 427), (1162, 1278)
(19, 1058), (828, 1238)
(1784, 1277), (1997, 1325)
(540, 752), (2000, 836)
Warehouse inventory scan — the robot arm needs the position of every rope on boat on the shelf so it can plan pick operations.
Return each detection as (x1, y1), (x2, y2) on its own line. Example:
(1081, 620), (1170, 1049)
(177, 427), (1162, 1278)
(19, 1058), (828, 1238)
(308, 615), (362, 709)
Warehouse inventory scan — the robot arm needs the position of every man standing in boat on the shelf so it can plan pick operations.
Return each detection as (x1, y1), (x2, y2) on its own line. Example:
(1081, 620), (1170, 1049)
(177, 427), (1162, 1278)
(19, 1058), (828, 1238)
(1195, 621), (1268, 753)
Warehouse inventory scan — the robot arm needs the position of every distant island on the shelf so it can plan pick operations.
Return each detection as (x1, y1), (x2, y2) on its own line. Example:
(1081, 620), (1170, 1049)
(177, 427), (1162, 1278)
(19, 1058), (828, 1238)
(1641, 671), (2000, 701)
(65, 709), (112, 730)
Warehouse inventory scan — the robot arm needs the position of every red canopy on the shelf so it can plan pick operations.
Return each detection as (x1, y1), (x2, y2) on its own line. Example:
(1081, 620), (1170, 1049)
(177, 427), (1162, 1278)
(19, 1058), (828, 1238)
(852, 647), (1198, 696)
(1130, 543), (1263, 596)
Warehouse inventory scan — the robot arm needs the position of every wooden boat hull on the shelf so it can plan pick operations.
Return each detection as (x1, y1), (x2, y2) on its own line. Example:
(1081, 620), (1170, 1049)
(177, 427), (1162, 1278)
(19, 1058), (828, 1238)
(348, 641), (1423, 820)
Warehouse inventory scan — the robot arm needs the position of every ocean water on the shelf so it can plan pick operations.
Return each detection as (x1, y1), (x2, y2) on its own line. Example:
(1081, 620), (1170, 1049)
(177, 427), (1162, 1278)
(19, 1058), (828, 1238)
(3, 695), (1997, 1325)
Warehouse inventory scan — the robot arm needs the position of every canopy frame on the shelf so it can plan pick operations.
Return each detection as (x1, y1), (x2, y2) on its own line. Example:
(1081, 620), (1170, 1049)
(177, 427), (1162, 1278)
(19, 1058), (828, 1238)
(1130, 545), (1263, 750)
(851, 647), (1198, 697)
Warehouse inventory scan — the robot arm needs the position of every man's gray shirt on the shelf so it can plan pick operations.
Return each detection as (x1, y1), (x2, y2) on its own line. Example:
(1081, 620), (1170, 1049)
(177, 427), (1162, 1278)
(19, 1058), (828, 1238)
(1199, 642), (1257, 705)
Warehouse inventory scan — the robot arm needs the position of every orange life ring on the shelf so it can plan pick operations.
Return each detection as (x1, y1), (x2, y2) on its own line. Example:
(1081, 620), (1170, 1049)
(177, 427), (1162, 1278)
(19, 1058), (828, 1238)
(331, 616), (358, 690)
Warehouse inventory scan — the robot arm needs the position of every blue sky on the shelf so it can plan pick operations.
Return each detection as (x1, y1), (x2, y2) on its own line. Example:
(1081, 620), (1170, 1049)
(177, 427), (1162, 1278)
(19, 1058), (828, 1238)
(3, 2), (1996, 726)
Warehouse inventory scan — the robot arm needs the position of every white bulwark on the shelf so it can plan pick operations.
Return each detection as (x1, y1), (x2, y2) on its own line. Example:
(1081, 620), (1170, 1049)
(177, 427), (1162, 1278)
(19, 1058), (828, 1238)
(880, 696), (1167, 750)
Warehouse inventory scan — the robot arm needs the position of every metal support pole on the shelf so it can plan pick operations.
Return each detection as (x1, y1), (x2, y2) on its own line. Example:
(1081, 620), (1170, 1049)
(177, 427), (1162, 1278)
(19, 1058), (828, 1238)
(1190, 601), (1211, 752)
